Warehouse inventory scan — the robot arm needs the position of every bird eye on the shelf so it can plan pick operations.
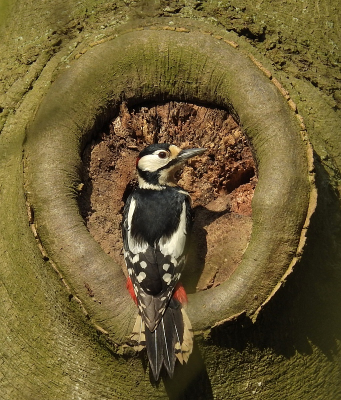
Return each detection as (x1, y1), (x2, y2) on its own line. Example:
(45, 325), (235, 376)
(158, 151), (168, 159)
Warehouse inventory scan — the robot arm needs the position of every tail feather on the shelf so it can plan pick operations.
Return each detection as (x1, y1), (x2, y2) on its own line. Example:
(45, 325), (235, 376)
(160, 318), (174, 376)
(178, 308), (193, 364)
(131, 314), (146, 351)
(144, 308), (177, 380)
(131, 299), (193, 380)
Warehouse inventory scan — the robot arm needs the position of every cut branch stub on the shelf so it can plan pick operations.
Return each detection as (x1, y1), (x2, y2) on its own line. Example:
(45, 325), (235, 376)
(24, 28), (314, 342)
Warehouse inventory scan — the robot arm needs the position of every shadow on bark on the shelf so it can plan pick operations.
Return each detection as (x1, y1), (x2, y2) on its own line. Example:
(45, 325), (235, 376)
(184, 205), (230, 293)
(163, 342), (214, 400)
(209, 156), (341, 362)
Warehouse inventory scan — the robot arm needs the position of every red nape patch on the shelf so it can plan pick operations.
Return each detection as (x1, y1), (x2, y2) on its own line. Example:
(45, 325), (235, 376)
(173, 282), (188, 304)
(126, 277), (138, 305)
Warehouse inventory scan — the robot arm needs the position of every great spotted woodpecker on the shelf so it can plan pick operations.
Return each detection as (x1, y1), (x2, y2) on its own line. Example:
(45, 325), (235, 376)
(122, 143), (206, 380)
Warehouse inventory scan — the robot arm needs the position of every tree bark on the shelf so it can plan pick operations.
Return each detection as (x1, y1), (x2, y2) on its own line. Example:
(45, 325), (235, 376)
(0, 1), (340, 399)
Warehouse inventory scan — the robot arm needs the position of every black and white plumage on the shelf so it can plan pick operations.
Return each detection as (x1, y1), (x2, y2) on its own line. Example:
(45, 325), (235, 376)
(122, 143), (205, 380)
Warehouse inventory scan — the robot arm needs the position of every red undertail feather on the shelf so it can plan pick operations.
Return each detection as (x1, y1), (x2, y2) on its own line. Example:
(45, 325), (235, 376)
(173, 282), (188, 305)
(126, 277), (138, 305)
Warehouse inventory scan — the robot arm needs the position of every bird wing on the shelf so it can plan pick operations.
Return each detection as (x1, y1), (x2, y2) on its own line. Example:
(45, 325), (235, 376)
(122, 192), (192, 331)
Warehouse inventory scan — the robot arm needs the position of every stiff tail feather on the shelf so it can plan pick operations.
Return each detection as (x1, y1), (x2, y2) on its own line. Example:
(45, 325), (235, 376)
(131, 299), (193, 380)
(131, 314), (146, 352)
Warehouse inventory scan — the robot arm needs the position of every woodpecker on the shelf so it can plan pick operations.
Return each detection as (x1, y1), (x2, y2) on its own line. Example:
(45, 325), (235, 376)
(122, 143), (206, 380)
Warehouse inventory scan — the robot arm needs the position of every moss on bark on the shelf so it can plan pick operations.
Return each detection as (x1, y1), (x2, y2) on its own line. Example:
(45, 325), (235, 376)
(24, 28), (312, 339)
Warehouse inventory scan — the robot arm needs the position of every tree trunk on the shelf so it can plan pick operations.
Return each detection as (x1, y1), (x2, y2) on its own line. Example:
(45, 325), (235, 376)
(1, 1), (340, 399)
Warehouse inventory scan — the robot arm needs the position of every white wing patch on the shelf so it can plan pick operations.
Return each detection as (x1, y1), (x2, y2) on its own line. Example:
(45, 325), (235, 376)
(158, 201), (187, 259)
(127, 198), (149, 254)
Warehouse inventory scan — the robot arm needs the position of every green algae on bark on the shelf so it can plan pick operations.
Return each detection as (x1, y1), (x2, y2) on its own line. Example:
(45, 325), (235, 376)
(25, 27), (314, 340)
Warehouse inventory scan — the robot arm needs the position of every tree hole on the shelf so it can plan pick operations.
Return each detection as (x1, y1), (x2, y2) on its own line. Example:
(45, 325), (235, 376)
(78, 102), (257, 293)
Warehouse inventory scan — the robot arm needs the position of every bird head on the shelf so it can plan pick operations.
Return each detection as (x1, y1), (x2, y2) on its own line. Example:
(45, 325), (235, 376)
(136, 143), (206, 189)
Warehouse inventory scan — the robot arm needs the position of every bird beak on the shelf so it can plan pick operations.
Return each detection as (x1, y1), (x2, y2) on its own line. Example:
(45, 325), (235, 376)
(176, 148), (206, 163)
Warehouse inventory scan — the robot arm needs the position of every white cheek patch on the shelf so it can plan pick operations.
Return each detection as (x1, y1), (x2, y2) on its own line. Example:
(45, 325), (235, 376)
(138, 154), (168, 172)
